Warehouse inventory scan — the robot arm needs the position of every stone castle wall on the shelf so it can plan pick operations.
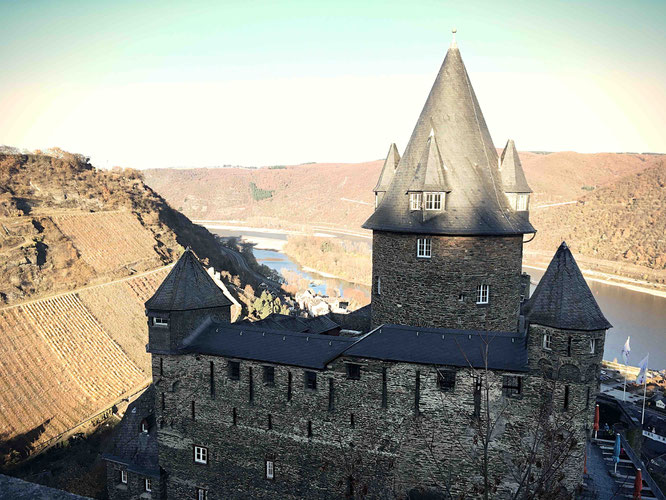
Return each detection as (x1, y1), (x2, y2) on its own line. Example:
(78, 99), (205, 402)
(151, 333), (597, 499)
(371, 232), (524, 332)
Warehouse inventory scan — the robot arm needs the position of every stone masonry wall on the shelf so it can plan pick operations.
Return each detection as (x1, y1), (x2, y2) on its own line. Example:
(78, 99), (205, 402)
(371, 232), (524, 332)
(148, 306), (231, 352)
(151, 343), (593, 499)
(106, 462), (164, 500)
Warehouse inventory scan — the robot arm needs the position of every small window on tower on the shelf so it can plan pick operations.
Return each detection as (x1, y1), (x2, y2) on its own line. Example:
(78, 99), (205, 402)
(152, 317), (169, 327)
(590, 338), (597, 354)
(417, 238), (431, 258)
(409, 193), (422, 211)
(476, 284), (489, 304)
(502, 375), (522, 397)
(516, 194), (529, 211)
(228, 361), (240, 380)
(346, 363), (361, 380)
(305, 371), (317, 390)
(543, 334), (552, 350)
(263, 366), (275, 386)
(425, 192), (443, 210)
(437, 369), (456, 391)
(376, 276), (381, 295)
(265, 459), (275, 480)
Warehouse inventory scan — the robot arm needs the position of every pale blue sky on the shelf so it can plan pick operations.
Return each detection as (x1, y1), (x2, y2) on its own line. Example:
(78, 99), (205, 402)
(1, 0), (664, 168)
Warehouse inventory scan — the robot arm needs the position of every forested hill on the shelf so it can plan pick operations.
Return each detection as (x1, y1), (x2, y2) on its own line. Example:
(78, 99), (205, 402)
(0, 151), (245, 304)
(144, 152), (665, 286)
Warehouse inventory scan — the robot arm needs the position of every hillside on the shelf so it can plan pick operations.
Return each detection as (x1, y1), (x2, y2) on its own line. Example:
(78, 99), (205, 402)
(144, 152), (666, 287)
(0, 152), (254, 464)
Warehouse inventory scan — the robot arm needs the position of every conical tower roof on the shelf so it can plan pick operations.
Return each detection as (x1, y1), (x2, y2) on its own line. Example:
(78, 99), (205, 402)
(363, 38), (535, 235)
(523, 242), (612, 331)
(408, 134), (450, 192)
(500, 140), (531, 193)
(145, 248), (232, 311)
(374, 143), (401, 192)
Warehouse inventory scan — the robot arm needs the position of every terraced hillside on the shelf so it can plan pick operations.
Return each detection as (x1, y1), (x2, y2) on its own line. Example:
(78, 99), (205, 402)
(0, 269), (172, 458)
(0, 151), (258, 465)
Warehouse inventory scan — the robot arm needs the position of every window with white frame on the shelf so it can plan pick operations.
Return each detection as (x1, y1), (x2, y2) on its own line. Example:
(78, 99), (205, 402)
(266, 459), (275, 480)
(377, 276), (381, 295)
(590, 338), (597, 354)
(543, 334), (552, 350)
(120, 470), (127, 484)
(196, 488), (208, 500)
(409, 193), (422, 211)
(425, 192), (443, 210)
(194, 445), (208, 464)
(145, 478), (152, 492)
(476, 284), (489, 304)
(416, 238), (431, 258)
(141, 420), (148, 433)
(152, 317), (168, 327)
(516, 194), (529, 211)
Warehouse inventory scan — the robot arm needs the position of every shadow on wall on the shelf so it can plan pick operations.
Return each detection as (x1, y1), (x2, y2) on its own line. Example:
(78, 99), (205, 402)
(0, 418), (52, 468)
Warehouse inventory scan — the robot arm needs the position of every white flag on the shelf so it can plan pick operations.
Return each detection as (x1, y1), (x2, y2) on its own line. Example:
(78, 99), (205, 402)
(622, 336), (631, 364)
(636, 354), (649, 385)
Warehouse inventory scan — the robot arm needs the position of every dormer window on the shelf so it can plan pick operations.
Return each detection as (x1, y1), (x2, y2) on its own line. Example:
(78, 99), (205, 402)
(409, 193), (422, 211)
(516, 194), (529, 211)
(425, 192), (444, 210)
(152, 317), (169, 328)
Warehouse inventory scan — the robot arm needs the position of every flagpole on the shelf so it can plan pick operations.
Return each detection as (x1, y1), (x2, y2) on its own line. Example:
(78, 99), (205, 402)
(641, 355), (648, 425)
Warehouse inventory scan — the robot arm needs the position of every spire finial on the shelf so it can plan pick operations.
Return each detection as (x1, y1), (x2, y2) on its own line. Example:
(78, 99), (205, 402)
(450, 27), (457, 49)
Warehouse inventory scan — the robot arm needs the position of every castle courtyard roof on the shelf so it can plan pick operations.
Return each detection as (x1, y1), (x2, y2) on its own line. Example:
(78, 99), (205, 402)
(180, 319), (528, 372)
(523, 242), (612, 331)
(363, 39), (534, 236)
(145, 248), (232, 311)
(345, 324), (528, 371)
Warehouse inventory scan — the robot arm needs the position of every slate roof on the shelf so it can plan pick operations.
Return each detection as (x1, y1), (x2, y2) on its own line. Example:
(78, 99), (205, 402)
(373, 143), (401, 192)
(345, 324), (529, 371)
(145, 248), (232, 311)
(499, 140), (532, 193)
(0, 475), (92, 499)
(523, 242), (612, 331)
(181, 319), (358, 369)
(237, 314), (340, 336)
(102, 386), (160, 477)
(407, 134), (451, 193)
(363, 42), (535, 236)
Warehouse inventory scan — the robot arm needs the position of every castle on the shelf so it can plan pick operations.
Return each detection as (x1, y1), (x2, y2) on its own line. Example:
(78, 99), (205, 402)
(103, 35), (611, 499)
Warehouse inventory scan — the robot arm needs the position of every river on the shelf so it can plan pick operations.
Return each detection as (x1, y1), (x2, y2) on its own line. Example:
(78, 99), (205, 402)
(209, 227), (666, 370)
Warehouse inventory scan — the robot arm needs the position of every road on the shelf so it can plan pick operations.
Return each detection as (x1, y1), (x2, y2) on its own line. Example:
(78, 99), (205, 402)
(218, 243), (282, 292)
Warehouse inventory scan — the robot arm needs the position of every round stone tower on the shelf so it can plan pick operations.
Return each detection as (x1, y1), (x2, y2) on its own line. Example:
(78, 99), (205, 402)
(364, 36), (534, 332)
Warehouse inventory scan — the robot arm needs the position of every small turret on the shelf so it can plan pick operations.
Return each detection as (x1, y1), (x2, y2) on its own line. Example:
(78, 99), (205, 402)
(373, 143), (400, 208)
(499, 139), (532, 211)
(145, 248), (232, 353)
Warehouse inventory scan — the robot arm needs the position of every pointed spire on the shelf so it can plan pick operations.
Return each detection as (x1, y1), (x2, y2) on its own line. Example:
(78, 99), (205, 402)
(450, 28), (457, 49)
(500, 139), (532, 193)
(408, 135), (450, 192)
(523, 242), (612, 331)
(145, 248), (232, 311)
(373, 143), (401, 193)
(364, 39), (534, 235)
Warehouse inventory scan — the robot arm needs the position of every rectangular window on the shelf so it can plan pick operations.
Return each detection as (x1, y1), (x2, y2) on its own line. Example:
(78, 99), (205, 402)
(474, 376), (482, 418)
(425, 192), (443, 210)
(307, 420), (313, 438)
(328, 378), (334, 411)
(381, 367), (388, 408)
(586, 387), (590, 409)
(249, 367), (254, 403)
(305, 371), (317, 390)
(350, 413), (355, 428)
(409, 192), (422, 210)
(263, 366), (275, 386)
(567, 337), (572, 357)
(141, 420), (148, 433)
(564, 385), (570, 411)
(346, 363), (361, 380)
(543, 334), (552, 350)
(476, 284), (489, 304)
(502, 375), (522, 397)
(416, 238), (431, 258)
(266, 460), (275, 480)
(210, 361), (215, 397)
(232, 407), (237, 426)
(196, 488), (208, 500)
(414, 370), (421, 416)
(152, 317), (169, 327)
(191, 400), (195, 420)
(267, 414), (272, 430)
(194, 445), (208, 464)
(120, 470), (127, 484)
(228, 361), (240, 380)
(287, 371), (292, 401)
(145, 478), (152, 492)
(590, 338), (597, 354)
(376, 276), (381, 295)
(437, 369), (456, 391)
(516, 194), (529, 211)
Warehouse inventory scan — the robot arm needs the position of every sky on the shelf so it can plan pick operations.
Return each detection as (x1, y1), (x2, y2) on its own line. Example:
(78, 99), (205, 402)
(1, 0), (665, 169)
